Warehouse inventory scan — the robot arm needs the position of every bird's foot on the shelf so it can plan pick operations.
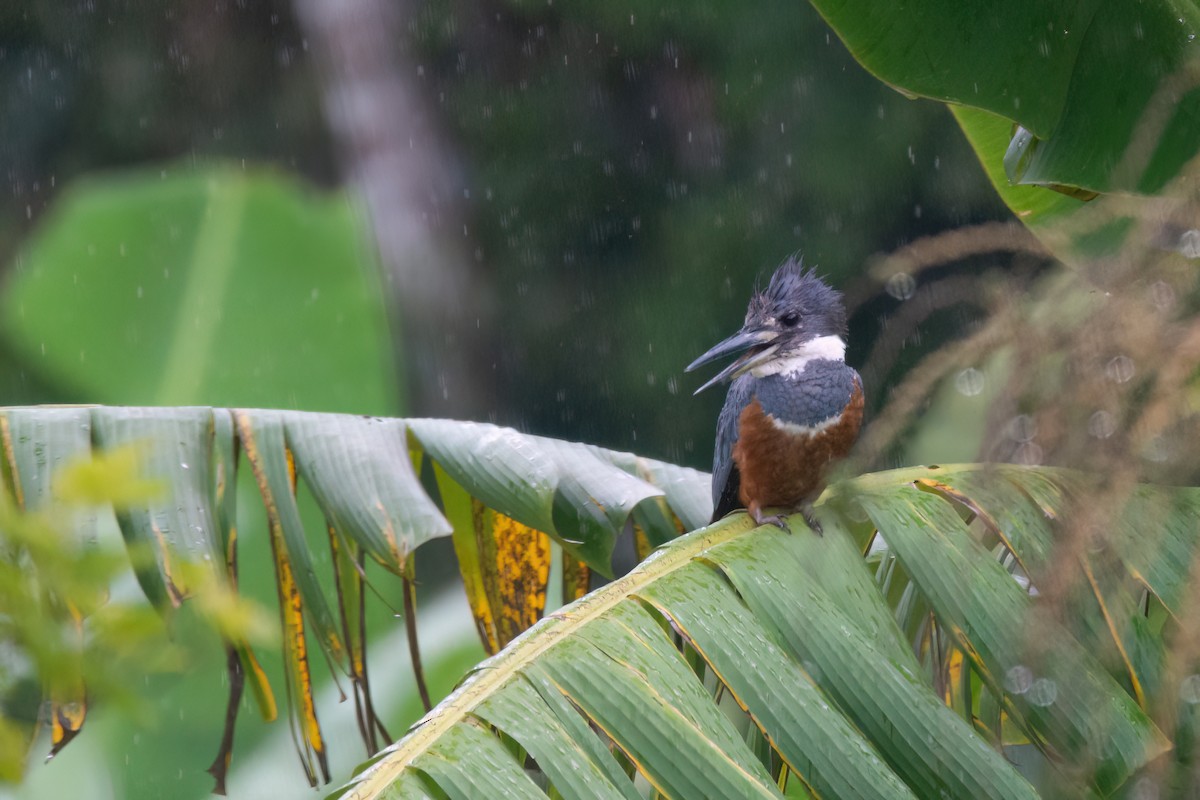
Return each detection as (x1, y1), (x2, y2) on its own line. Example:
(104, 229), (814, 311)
(749, 503), (823, 535)
(750, 507), (791, 532)
(800, 503), (824, 536)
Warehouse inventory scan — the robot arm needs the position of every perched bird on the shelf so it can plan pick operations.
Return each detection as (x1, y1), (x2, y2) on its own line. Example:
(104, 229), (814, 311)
(686, 257), (863, 532)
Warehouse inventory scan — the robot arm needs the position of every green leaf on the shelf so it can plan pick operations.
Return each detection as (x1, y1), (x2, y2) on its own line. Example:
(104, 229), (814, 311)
(235, 409), (345, 665)
(1, 166), (398, 414)
(474, 677), (641, 800)
(590, 445), (711, 533)
(707, 532), (1038, 800)
(1110, 484), (1200, 616)
(855, 483), (1170, 793)
(811, 0), (1200, 194)
(3, 407), (1190, 796)
(408, 721), (547, 800)
(286, 414), (451, 574)
(950, 107), (1088, 232)
(407, 419), (560, 541)
(90, 406), (224, 610)
(0, 406), (99, 543)
(640, 562), (920, 800)
(409, 419), (685, 575)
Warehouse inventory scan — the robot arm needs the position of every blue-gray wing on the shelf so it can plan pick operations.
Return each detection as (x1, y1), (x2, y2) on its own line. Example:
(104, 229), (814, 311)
(711, 375), (755, 522)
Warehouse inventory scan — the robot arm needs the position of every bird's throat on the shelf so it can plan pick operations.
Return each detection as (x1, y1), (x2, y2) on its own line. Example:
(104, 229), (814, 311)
(749, 334), (846, 378)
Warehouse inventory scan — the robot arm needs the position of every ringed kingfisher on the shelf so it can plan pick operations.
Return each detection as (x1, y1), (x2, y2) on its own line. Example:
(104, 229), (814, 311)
(686, 257), (864, 532)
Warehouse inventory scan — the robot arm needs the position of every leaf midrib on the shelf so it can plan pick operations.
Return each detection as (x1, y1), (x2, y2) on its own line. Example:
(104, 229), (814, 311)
(341, 514), (758, 798)
(155, 175), (246, 405)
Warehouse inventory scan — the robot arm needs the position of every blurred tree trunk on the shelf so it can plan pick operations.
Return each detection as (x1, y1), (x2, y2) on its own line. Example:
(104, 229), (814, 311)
(292, 0), (496, 418)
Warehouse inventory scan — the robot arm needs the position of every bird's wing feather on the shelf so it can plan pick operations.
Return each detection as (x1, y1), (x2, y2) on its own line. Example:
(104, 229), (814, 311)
(711, 375), (754, 522)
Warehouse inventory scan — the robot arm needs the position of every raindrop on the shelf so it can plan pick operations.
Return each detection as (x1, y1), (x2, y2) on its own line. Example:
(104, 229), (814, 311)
(954, 367), (985, 396)
(666, 376), (679, 395)
(1027, 677), (1058, 706)
(1144, 436), (1171, 463)
(1088, 410), (1116, 439)
(1014, 442), (1043, 465)
(1179, 229), (1200, 258)
(885, 272), (916, 300)
(1105, 355), (1135, 384)
(1179, 673), (1200, 703)
(1006, 414), (1037, 442)
(1132, 776), (1160, 800)
(1004, 665), (1033, 694)
(1150, 280), (1176, 310)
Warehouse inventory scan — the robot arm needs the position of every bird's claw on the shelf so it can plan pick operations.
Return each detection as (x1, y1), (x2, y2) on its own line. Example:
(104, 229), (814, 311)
(749, 505), (822, 535)
(801, 507), (824, 536)
(751, 509), (792, 532)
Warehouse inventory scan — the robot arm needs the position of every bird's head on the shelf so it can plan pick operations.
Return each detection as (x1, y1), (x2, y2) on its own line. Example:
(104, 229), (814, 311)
(686, 257), (847, 394)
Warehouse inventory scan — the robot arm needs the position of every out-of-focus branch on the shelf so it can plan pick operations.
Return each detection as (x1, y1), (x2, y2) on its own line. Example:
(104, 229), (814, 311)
(292, 0), (495, 417)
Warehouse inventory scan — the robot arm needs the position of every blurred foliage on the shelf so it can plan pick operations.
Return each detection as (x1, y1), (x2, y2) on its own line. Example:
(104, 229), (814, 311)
(402, 0), (1012, 459)
(1, 166), (399, 414)
(0, 161), (408, 794)
(0, 447), (270, 784)
(0, 0), (1011, 469)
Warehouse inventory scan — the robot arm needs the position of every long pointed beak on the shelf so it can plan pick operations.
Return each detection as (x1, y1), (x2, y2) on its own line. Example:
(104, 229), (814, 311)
(686, 327), (778, 395)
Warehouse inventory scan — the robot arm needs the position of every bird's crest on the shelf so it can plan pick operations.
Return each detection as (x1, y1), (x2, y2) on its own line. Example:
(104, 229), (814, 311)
(747, 256), (846, 336)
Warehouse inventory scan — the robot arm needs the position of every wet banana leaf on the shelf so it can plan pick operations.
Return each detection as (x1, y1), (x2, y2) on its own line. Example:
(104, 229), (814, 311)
(0, 407), (99, 755)
(335, 514), (1048, 800)
(854, 470), (1171, 794)
(206, 409), (276, 794)
(414, 418), (705, 654)
(92, 406), (225, 608)
(286, 414), (450, 573)
(4, 406), (1191, 797)
(335, 461), (1186, 800)
(409, 419), (681, 575)
(811, 0), (1200, 196)
(0, 407), (100, 547)
(1, 406), (708, 787)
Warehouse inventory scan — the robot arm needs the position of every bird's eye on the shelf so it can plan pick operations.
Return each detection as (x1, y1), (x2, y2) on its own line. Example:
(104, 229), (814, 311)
(780, 312), (800, 327)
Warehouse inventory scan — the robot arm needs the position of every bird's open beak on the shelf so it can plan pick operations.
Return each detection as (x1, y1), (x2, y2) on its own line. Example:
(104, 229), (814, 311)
(685, 327), (778, 395)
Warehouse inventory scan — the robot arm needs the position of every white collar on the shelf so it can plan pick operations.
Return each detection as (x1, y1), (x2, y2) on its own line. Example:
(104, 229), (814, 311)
(749, 335), (845, 378)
